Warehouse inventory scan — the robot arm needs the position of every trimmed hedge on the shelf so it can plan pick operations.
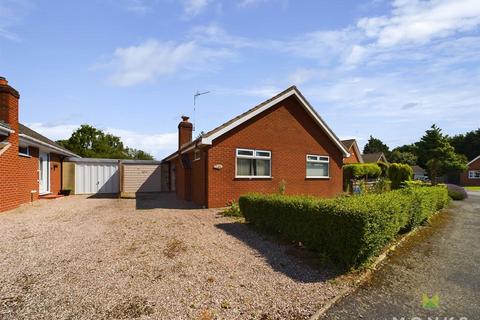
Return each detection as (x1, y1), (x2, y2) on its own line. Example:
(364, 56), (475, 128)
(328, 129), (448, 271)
(239, 186), (449, 268)
(388, 163), (413, 189)
(343, 163), (382, 180)
(445, 184), (468, 201)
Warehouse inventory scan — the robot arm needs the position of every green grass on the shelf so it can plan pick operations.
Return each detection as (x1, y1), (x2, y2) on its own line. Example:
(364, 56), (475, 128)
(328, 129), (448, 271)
(465, 186), (480, 191)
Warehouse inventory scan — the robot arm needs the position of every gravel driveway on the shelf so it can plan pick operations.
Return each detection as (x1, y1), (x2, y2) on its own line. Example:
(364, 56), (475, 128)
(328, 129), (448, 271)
(0, 194), (349, 320)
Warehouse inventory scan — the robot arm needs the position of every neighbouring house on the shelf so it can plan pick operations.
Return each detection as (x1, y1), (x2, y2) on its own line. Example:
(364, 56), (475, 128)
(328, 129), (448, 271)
(362, 152), (388, 164)
(341, 139), (363, 164)
(162, 86), (351, 208)
(0, 77), (77, 213)
(460, 155), (480, 186)
(412, 165), (428, 181)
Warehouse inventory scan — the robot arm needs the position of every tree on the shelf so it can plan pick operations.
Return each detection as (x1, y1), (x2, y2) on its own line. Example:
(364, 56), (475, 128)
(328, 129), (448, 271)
(450, 128), (480, 161)
(363, 135), (390, 155)
(388, 150), (417, 165)
(415, 124), (467, 184)
(57, 124), (154, 160)
(126, 148), (154, 160)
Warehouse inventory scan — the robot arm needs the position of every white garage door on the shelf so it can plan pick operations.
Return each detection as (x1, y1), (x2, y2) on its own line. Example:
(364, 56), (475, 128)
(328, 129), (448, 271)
(75, 162), (119, 194)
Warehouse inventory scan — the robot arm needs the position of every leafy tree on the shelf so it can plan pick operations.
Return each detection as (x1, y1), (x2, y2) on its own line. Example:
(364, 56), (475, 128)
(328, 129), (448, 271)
(126, 148), (154, 160)
(388, 150), (417, 166)
(415, 124), (467, 184)
(363, 135), (390, 156)
(57, 124), (154, 160)
(450, 128), (480, 161)
(392, 144), (418, 155)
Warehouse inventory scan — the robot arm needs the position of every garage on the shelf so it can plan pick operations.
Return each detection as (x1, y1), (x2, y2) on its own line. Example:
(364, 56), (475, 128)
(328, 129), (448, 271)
(63, 158), (120, 195)
(121, 160), (163, 196)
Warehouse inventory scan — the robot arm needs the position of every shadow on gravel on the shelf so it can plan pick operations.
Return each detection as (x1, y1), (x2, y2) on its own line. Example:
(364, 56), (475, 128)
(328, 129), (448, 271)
(135, 192), (201, 210)
(216, 222), (341, 283)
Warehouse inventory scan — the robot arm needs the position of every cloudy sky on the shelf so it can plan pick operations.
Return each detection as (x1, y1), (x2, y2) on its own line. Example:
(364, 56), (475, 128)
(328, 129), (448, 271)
(1, 0), (479, 159)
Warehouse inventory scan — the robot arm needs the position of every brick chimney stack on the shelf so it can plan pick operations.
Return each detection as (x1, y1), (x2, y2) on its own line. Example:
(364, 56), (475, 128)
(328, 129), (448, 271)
(178, 116), (193, 149)
(0, 76), (20, 133)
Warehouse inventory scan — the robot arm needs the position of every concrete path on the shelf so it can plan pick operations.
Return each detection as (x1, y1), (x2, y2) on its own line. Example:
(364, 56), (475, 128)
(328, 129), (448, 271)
(322, 192), (480, 320)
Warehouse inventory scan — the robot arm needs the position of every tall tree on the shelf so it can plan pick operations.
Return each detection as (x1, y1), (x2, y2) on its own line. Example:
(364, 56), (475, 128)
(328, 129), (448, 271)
(388, 150), (417, 165)
(363, 135), (390, 155)
(450, 128), (480, 161)
(57, 124), (154, 160)
(415, 124), (467, 184)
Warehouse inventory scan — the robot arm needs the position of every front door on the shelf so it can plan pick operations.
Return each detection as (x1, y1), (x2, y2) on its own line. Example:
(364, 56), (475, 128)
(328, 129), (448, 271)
(39, 152), (50, 194)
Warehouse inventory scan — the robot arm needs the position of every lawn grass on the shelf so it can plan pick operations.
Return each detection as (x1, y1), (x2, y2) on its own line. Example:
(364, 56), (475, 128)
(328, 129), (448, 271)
(465, 186), (480, 191)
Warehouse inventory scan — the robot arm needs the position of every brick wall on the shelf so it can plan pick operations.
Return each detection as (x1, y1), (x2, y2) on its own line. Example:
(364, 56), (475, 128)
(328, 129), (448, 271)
(460, 157), (480, 186)
(343, 146), (361, 164)
(0, 79), (64, 213)
(0, 80), (20, 212)
(190, 149), (206, 206)
(205, 95), (344, 208)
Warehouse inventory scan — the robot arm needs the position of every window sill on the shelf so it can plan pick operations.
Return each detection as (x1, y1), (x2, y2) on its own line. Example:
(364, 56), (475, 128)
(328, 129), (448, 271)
(305, 176), (330, 180)
(19, 153), (31, 158)
(234, 176), (272, 180)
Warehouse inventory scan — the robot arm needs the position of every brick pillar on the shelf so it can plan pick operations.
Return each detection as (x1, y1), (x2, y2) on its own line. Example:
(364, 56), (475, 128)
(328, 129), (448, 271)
(0, 76), (21, 212)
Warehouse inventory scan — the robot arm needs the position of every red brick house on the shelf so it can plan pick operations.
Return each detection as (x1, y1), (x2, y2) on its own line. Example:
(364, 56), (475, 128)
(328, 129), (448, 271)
(0, 77), (77, 213)
(460, 155), (480, 186)
(341, 139), (363, 164)
(163, 86), (350, 208)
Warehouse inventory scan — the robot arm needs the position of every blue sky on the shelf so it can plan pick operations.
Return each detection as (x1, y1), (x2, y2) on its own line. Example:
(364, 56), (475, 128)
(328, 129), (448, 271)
(1, 0), (479, 159)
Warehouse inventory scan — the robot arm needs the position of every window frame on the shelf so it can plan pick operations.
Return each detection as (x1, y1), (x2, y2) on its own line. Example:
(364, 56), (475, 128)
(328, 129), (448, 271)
(306, 154), (330, 179)
(18, 145), (30, 157)
(193, 149), (201, 161)
(468, 170), (480, 179)
(235, 148), (272, 178)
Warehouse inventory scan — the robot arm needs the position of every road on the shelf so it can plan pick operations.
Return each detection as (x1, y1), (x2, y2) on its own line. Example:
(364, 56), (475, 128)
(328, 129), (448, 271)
(322, 192), (480, 320)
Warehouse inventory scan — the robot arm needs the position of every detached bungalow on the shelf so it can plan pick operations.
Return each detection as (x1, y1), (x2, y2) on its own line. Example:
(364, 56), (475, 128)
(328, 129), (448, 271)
(460, 155), (480, 186)
(0, 77), (77, 213)
(162, 86), (350, 208)
(362, 152), (388, 164)
(341, 139), (363, 164)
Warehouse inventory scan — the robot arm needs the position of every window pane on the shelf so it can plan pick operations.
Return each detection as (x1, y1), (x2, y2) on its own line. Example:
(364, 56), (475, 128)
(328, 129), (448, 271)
(256, 151), (270, 157)
(237, 158), (252, 176)
(255, 159), (271, 176)
(307, 155), (318, 161)
(307, 162), (328, 177)
(319, 156), (329, 162)
(237, 149), (254, 156)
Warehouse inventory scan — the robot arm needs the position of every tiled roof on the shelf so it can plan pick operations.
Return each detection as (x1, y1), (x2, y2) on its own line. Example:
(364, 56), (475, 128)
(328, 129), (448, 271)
(19, 123), (76, 156)
(341, 139), (356, 150)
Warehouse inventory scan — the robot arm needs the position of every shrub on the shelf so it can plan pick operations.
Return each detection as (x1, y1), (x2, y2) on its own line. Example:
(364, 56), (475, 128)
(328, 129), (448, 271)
(401, 180), (430, 188)
(388, 163), (413, 189)
(378, 162), (390, 178)
(343, 163), (382, 180)
(239, 186), (448, 268)
(221, 200), (242, 217)
(372, 178), (391, 194)
(445, 184), (468, 201)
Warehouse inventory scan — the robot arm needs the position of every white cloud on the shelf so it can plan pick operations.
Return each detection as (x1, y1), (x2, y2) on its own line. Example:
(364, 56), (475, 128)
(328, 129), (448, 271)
(26, 123), (177, 159)
(288, 68), (316, 85)
(0, 0), (32, 41)
(358, 0), (480, 47)
(121, 0), (153, 15)
(182, 0), (211, 16)
(103, 39), (232, 86)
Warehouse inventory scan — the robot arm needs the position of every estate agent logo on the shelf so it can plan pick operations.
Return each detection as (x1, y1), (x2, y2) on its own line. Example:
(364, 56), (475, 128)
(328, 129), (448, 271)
(422, 293), (440, 310)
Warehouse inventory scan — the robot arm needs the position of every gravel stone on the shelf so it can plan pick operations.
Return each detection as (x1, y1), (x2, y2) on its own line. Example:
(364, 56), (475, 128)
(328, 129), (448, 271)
(0, 195), (351, 319)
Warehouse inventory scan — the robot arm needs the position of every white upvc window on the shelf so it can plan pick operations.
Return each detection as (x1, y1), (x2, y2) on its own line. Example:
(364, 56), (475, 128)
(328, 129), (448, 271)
(236, 148), (271, 178)
(19, 145), (30, 157)
(468, 170), (480, 179)
(193, 149), (201, 161)
(306, 154), (329, 178)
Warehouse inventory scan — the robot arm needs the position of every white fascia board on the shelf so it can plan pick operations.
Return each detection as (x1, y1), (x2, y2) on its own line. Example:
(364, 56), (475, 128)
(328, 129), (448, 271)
(0, 126), (14, 135)
(468, 155), (480, 166)
(19, 134), (78, 157)
(200, 88), (350, 157)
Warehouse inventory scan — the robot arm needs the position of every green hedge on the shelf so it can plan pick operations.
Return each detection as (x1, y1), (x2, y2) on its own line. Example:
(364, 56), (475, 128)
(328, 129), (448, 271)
(239, 186), (449, 268)
(343, 163), (382, 180)
(388, 163), (413, 189)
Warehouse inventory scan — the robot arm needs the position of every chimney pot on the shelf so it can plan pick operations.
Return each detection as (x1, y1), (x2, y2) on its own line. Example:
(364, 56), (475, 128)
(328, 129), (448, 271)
(181, 115), (190, 122)
(178, 115), (193, 149)
(0, 77), (8, 85)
